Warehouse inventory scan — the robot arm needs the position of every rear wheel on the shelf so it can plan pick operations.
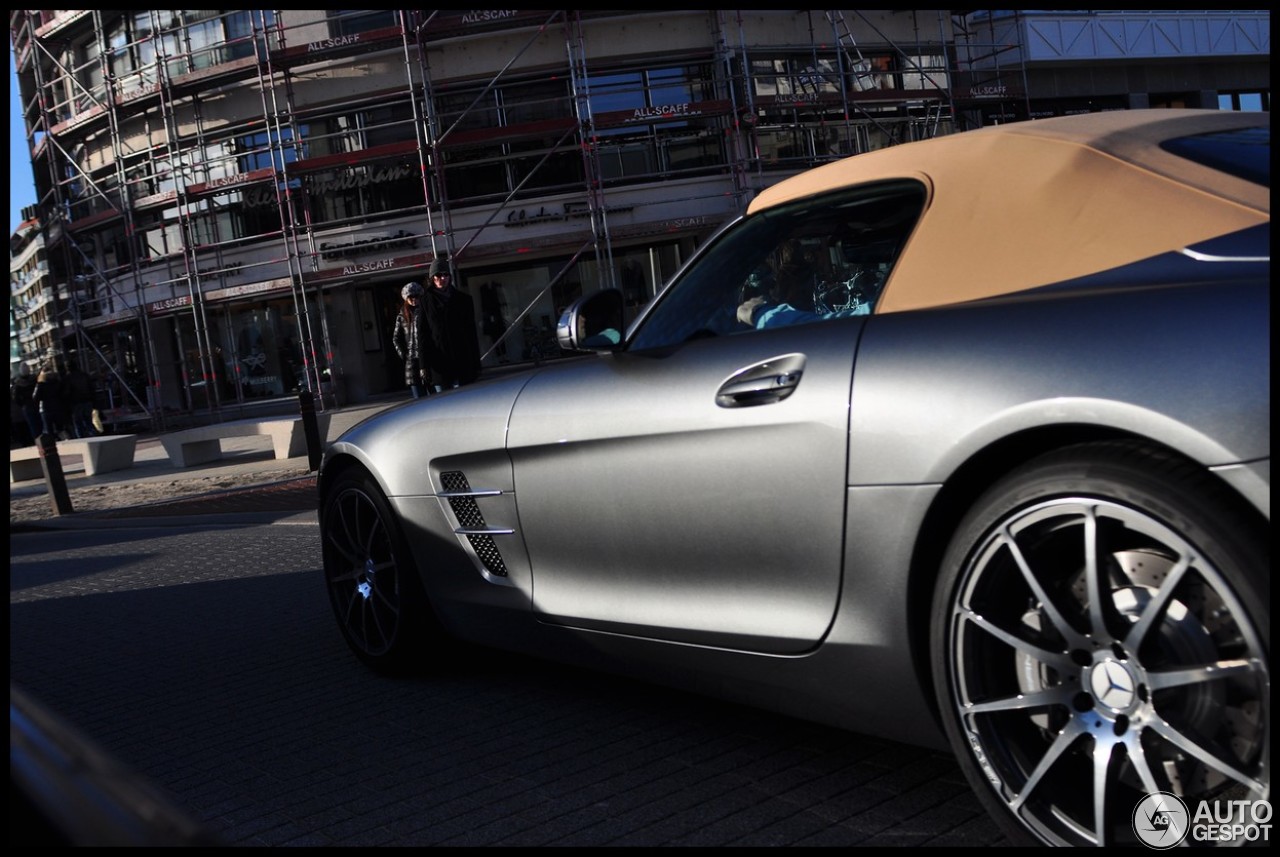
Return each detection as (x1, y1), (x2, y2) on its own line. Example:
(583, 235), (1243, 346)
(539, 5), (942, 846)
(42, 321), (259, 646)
(321, 468), (438, 674)
(931, 443), (1269, 846)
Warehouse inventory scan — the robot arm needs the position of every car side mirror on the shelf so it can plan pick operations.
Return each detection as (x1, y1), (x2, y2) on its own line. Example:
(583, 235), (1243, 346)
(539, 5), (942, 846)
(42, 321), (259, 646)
(556, 289), (624, 353)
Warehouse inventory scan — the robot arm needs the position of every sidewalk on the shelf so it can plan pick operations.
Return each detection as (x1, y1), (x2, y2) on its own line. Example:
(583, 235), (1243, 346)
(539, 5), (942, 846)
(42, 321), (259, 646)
(11, 394), (408, 529)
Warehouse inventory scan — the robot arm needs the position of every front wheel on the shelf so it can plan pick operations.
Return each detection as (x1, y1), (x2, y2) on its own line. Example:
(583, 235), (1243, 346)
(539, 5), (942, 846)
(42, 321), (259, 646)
(931, 443), (1269, 846)
(321, 468), (440, 674)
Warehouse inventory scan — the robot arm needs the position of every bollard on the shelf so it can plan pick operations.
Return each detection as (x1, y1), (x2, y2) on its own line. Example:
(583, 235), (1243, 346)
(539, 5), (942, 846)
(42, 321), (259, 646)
(298, 390), (323, 473)
(36, 433), (74, 516)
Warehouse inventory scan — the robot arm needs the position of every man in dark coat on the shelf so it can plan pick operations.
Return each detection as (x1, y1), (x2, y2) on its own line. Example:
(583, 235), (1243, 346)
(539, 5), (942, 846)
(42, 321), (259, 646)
(420, 254), (481, 391)
(66, 364), (98, 438)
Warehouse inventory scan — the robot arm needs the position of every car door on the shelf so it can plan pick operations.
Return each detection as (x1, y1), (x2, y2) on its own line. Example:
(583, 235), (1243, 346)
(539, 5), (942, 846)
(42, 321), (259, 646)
(505, 180), (925, 654)
(506, 320), (862, 654)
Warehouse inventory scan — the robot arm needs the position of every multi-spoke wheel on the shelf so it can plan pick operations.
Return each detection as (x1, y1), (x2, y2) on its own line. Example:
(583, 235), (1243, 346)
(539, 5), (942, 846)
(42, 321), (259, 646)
(932, 444), (1269, 846)
(321, 468), (436, 673)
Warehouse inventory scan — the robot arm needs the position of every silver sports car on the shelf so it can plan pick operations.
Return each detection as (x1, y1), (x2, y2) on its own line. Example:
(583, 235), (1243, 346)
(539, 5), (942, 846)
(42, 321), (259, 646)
(319, 109), (1269, 847)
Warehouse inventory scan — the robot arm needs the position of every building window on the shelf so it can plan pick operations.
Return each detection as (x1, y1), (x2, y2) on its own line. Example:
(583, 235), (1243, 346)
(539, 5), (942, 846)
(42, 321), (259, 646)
(662, 134), (725, 174)
(597, 138), (657, 181)
(1220, 92), (1268, 112)
(587, 63), (725, 183)
(442, 146), (511, 201)
(751, 55), (845, 99)
(900, 54), (949, 91)
(141, 208), (184, 259)
(238, 126), (307, 173)
(588, 71), (647, 113)
(307, 100), (417, 156)
(436, 90), (502, 136)
(328, 10), (397, 37)
(225, 10), (269, 60)
(502, 79), (574, 127)
(75, 36), (105, 105)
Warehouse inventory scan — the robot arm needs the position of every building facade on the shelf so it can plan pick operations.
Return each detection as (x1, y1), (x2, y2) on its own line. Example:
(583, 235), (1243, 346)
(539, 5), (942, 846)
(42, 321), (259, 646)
(11, 209), (51, 373)
(9, 10), (1269, 429)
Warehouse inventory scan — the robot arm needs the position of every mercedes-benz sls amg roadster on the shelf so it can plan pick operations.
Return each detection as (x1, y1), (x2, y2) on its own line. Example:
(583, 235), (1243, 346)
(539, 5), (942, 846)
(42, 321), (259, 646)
(319, 109), (1269, 846)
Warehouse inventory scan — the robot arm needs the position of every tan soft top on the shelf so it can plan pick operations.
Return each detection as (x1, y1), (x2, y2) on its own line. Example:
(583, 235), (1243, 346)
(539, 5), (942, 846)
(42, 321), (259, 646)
(749, 110), (1270, 313)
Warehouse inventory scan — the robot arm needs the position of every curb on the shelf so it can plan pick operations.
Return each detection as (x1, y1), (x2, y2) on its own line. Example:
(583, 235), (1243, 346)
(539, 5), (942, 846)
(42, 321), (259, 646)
(11, 476), (318, 531)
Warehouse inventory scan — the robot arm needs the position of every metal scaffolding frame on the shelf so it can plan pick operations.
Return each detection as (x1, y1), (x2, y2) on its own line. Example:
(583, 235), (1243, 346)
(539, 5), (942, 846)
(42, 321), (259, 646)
(11, 9), (961, 428)
(948, 10), (1033, 130)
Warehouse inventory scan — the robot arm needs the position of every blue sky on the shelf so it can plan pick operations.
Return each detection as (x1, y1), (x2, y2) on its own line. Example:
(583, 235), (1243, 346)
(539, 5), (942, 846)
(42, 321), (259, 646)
(10, 48), (37, 234)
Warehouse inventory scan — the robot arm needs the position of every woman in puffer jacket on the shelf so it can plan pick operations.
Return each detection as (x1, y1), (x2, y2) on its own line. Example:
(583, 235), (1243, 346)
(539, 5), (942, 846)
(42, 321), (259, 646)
(391, 281), (428, 398)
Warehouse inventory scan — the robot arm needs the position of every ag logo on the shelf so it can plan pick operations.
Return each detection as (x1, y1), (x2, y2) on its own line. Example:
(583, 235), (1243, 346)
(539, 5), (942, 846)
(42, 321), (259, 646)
(1133, 792), (1190, 849)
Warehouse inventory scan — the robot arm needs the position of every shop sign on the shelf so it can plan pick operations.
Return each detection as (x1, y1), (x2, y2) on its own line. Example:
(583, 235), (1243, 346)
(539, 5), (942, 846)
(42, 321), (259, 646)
(206, 277), (292, 302)
(148, 295), (191, 314)
(243, 163), (415, 208)
(310, 163), (415, 196)
(504, 201), (634, 227)
(320, 229), (419, 261)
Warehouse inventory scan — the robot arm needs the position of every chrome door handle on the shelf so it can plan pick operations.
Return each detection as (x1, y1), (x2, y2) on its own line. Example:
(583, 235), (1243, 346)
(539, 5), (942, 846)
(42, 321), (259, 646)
(715, 354), (806, 408)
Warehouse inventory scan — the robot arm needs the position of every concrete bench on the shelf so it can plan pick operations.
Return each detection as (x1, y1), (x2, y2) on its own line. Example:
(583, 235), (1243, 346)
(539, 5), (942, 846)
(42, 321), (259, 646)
(158, 415), (331, 468)
(10, 434), (139, 483)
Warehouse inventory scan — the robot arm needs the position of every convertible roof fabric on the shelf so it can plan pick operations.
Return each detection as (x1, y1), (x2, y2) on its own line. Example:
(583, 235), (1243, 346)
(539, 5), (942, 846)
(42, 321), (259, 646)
(748, 109), (1270, 314)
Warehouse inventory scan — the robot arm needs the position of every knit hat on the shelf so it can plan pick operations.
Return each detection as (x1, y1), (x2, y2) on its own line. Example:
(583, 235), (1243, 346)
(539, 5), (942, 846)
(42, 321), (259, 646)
(401, 281), (423, 299)
(428, 254), (451, 278)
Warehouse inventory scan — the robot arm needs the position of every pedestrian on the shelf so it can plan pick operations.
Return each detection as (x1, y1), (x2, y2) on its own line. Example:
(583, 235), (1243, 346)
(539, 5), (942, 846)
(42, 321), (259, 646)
(11, 367), (38, 447)
(391, 281), (428, 398)
(66, 364), (99, 438)
(32, 364), (70, 440)
(420, 254), (481, 392)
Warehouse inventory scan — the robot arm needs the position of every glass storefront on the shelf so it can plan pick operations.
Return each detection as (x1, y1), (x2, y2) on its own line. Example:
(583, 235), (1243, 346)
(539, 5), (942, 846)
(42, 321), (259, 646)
(150, 292), (332, 413)
(79, 325), (152, 429)
(461, 241), (686, 369)
(97, 241), (688, 417)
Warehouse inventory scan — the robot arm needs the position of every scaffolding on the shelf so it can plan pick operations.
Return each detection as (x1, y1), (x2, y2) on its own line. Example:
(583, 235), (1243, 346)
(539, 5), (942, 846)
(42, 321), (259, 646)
(948, 10), (1032, 130)
(11, 9), (960, 428)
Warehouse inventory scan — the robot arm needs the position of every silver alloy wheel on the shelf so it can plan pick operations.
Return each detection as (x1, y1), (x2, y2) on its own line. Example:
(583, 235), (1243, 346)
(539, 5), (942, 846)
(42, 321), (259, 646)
(323, 483), (404, 660)
(944, 495), (1269, 846)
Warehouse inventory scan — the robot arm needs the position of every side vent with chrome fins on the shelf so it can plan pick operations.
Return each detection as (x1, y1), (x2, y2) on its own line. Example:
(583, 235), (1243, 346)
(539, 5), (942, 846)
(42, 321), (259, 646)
(439, 470), (510, 578)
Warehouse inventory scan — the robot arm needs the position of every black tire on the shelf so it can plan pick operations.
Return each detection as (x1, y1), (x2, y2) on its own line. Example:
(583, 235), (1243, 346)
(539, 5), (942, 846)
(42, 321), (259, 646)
(321, 467), (440, 674)
(931, 442), (1269, 847)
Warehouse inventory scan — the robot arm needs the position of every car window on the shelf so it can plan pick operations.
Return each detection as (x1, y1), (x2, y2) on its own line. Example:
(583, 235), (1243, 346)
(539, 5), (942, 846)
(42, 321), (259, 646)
(1161, 126), (1270, 188)
(630, 179), (926, 350)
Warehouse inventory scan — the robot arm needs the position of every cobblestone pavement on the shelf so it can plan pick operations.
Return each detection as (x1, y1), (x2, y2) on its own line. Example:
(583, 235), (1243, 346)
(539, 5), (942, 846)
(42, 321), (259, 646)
(11, 523), (1009, 847)
(87, 475), (319, 518)
(11, 392), (1010, 847)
